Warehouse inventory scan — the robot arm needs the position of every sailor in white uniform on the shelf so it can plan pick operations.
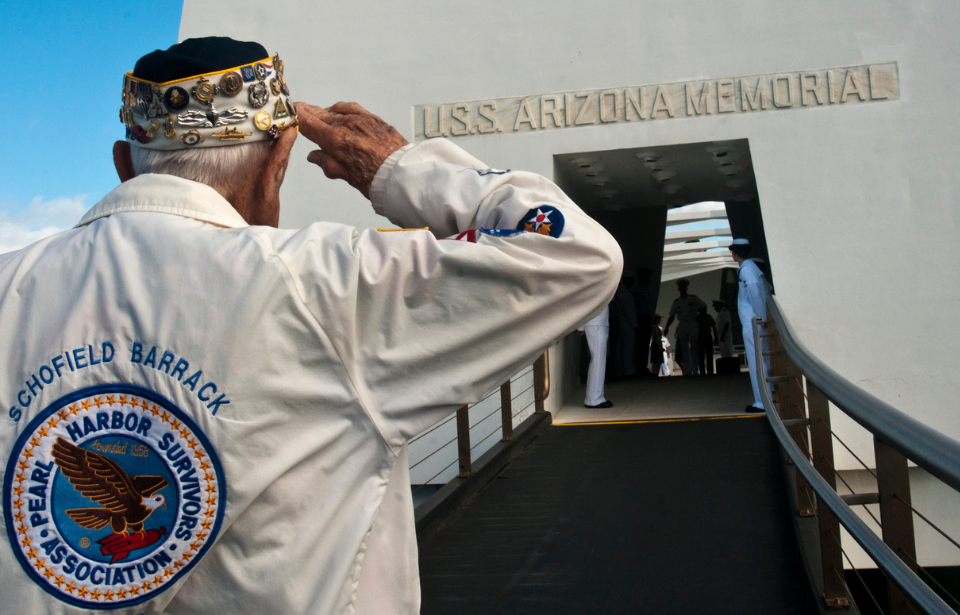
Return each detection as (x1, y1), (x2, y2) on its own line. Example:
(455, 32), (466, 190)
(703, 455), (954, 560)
(729, 238), (772, 412)
(578, 306), (612, 408)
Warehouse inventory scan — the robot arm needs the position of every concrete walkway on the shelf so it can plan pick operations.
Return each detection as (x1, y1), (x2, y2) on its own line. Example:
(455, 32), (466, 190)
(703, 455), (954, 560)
(554, 371), (758, 424)
(418, 416), (814, 614)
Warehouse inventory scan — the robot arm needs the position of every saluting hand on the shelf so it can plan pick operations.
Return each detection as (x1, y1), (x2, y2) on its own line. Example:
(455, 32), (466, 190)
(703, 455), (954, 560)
(295, 101), (409, 199)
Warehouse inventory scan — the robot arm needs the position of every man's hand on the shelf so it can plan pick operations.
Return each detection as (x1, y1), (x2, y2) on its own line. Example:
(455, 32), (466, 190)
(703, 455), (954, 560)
(295, 101), (409, 199)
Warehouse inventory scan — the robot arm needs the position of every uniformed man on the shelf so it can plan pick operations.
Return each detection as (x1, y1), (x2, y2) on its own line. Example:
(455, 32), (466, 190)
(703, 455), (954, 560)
(0, 38), (622, 614)
(729, 238), (771, 412)
(577, 305), (613, 408)
(663, 279), (706, 376)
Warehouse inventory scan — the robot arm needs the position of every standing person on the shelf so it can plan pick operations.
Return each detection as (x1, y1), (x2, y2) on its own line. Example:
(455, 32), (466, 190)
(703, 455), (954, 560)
(730, 238), (772, 412)
(663, 279), (707, 376)
(632, 267), (654, 376)
(650, 313), (669, 376)
(578, 306), (613, 408)
(615, 280), (638, 378)
(713, 299), (734, 359)
(660, 328), (672, 376)
(0, 38), (622, 615)
(696, 306), (717, 375)
(673, 330), (684, 374)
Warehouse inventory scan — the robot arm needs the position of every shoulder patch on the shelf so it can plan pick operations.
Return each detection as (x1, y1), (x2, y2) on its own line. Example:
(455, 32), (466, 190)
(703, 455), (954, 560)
(479, 228), (524, 238)
(516, 206), (565, 238)
(4, 385), (226, 609)
(474, 168), (510, 176)
(443, 229), (479, 242)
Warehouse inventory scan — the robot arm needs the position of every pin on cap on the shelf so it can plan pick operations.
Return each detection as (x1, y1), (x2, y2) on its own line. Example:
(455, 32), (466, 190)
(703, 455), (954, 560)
(120, 39), (297, 150)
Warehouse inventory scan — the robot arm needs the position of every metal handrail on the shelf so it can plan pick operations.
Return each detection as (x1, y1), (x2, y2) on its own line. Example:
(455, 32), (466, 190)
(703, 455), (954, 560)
(754, 299), (960, 614)
(766, 297), (960, 493)
(410, 352), (548, 488)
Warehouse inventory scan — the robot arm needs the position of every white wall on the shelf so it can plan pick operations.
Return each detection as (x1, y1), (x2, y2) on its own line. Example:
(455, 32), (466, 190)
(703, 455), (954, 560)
(181, 0), (960, 563)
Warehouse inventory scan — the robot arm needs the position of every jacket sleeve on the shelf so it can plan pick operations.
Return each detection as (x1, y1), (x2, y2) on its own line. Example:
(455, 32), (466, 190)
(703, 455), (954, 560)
(281, 138), (622, 451)
(742, 263), (769, 322)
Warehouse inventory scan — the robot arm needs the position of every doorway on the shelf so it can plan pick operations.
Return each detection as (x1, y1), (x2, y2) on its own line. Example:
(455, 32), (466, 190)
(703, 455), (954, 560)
(551, 138), (772, 421)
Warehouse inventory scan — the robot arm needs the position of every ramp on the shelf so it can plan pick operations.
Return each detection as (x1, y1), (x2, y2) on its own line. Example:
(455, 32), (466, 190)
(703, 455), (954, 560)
(418, 414), (814, 614)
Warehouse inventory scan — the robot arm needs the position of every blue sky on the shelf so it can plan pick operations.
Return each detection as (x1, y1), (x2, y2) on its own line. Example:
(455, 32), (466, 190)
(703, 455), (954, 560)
(0, 0), (182, 252)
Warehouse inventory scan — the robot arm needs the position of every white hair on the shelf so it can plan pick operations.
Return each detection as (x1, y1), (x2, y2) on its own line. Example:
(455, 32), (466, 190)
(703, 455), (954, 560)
(130, 141), (273, 192)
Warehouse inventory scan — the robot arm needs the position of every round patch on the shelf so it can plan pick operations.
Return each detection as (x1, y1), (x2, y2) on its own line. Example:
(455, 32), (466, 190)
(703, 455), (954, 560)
(193, 80), (215, 104)
(162, 86), (189, 111)
(248, 82), (269, 109)
(516, 205), (565, 238)
(253, 62), (267, 81)
(219, 72), (243, 97)
(180, 130), (203, 147)
(3, 385), (226, 609)
(253, 110), (272, 132)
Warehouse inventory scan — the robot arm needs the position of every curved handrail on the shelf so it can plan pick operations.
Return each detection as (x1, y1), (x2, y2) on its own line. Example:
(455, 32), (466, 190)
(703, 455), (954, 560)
(766, 297), (960, 493)
(754, 301), (960, 614)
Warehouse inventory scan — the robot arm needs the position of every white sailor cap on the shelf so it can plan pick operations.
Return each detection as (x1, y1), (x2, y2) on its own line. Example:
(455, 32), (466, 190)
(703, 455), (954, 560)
(731, 238), (750, 246)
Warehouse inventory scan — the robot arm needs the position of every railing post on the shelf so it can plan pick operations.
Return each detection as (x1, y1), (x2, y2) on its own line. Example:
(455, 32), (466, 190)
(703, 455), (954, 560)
(807, 382), (849, 609)
(875, 435), (918, 615)
(533, 351), (549, 414)
(500, 381), (514, 441)
(767, 319), (816, 517)
(456, 405), (472, 477)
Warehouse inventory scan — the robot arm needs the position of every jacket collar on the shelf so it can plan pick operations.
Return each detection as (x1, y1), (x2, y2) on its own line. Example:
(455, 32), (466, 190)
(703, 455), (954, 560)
(76, 174), (248, 229)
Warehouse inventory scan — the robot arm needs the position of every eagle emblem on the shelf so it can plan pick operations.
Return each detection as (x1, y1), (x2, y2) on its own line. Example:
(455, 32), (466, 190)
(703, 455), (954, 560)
(5, 384), (226, 608)
(52, 437), (167, 532)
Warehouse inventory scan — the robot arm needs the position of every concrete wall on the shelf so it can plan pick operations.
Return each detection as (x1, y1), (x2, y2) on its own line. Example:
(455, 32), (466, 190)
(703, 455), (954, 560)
(181, 0), (960, 565)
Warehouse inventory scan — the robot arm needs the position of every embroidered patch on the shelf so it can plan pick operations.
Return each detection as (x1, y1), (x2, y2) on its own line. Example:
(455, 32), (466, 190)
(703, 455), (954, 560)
(479, 228), (524, 238)
(4, 384), (225, 609)
(516, 206), (565, 238)
(447, 229), (478, 242)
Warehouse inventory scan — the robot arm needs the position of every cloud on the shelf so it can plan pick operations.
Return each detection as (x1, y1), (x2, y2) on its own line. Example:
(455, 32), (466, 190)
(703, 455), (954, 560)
(0, 195), (90, 255)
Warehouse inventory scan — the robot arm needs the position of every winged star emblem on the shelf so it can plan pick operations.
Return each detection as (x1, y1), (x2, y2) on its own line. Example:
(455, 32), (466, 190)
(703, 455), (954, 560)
(52, 437), (168, 538)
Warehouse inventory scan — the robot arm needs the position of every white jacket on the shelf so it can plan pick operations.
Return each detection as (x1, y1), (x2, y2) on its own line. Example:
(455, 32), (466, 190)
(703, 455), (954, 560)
(0, 138), (622, 614)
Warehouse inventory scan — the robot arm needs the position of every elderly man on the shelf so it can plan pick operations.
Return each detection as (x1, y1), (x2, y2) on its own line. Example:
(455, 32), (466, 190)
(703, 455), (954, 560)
(0, 38), (621, 614)
(730, 238), (771, 412)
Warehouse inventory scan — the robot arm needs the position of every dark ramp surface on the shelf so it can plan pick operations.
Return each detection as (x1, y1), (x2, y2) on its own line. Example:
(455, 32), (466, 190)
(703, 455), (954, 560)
(418, 415), (814, 614)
